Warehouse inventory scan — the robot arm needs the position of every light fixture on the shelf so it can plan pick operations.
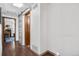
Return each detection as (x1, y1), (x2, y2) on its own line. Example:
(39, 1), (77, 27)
(13, 3), (23, 8)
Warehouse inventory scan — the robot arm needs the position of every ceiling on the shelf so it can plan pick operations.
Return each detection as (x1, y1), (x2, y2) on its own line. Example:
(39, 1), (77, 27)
(0, 3), (35, 16)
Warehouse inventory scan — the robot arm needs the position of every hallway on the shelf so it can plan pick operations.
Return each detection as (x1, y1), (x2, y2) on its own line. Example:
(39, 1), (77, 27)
(2, 42), (38, 56)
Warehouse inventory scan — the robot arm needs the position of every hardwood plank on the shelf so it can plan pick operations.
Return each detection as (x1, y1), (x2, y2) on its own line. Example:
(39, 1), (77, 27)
(2, 41), (38, 56)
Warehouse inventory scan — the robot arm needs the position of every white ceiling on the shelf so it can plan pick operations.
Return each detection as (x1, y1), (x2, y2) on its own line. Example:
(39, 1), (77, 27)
(0, 3), (34, 16)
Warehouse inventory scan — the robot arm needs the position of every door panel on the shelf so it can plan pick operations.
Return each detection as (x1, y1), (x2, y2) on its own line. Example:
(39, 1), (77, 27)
(25, 15), (30, 47)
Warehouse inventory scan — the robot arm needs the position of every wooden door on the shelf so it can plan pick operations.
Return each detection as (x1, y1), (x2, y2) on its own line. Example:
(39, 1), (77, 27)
(25, 14), (30, 47)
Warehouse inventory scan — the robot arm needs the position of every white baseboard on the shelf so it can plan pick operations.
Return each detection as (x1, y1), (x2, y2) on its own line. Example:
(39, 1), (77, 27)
(47, 49), (60, 56)
(40, 50), (48, 56)
(40, 50), (60, 56)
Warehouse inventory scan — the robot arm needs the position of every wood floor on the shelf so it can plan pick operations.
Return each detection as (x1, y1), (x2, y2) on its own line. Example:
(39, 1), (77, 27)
(2, 41), (38, 56)
(2, 41), (54, 56)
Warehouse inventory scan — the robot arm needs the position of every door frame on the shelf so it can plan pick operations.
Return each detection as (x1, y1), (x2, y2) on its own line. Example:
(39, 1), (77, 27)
(22, 9), (31, 47)
(24, 11), (31, 47)
(2, 16), (16, 49)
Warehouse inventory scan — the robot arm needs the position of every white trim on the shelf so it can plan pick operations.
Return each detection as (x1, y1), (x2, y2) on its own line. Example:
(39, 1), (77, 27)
(48, 49), (60, 56)
(40, 50), (48, 55)
(2, 14), (16, 19)
(22, 9), (30, 15)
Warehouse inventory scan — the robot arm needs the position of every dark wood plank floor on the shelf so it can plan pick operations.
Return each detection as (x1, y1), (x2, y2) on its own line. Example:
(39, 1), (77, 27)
(2, 41), (38, 56)
(2, 41), (54, 56)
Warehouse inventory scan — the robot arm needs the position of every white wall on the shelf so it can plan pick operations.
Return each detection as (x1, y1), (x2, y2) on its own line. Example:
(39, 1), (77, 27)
(18, 15), (23, 44)
(40, 4), (48, 53)
(14, 17), (19, 41)
(21, 14), (25, 45)
(18, 3), (79, 56)
(0, 24), (2, 56)
(30, 4), (40, 54)
(19, 4), (41, 54)
(47, 3), (79, 56)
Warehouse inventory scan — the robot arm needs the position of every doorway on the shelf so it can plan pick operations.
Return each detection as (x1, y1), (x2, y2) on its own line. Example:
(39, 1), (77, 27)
(24, 11), (31, 48)
(2, 17), (16, 49)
